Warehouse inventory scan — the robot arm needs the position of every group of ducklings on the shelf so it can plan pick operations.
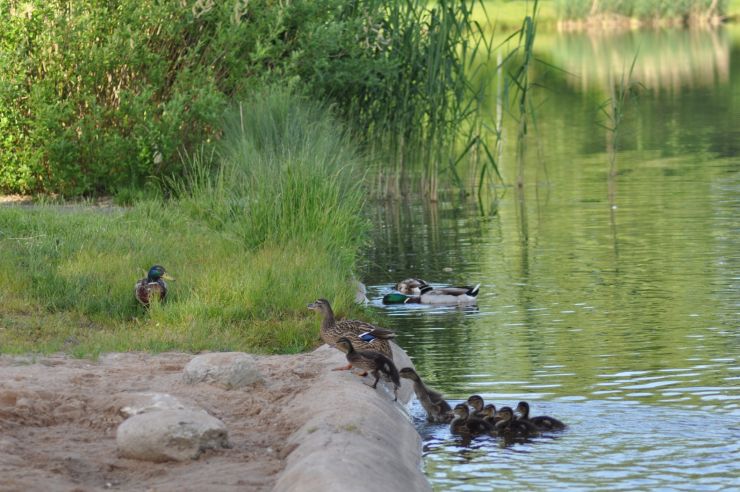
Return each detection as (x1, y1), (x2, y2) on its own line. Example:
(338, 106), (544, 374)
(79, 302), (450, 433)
(401, 367), (565, 439)
(454, 395), (565, 440)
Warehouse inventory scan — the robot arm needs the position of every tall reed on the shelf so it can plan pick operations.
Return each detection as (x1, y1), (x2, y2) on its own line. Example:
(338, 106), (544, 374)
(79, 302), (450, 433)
(342, 0), (501, 201)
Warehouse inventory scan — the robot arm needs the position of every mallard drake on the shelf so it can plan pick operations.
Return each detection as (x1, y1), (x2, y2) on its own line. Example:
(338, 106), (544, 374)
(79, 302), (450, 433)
(307, 298), (395, 368)
(516, 401), (566, 430)
(383, 284), (481, 305)
(395, 278), (429, 295)
(450, 403), (494, 436)
(335, 337), (400, 401)
(134, 265), (174, 308)
(419, 284), (480, 304)
(399, 367), (453, 423)
(494, 406), (540, 439)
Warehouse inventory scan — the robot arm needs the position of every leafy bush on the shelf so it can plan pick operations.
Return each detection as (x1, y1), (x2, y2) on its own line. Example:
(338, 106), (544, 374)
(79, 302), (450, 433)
(0, 0), (270, 195)
(1, 0), (491, 197)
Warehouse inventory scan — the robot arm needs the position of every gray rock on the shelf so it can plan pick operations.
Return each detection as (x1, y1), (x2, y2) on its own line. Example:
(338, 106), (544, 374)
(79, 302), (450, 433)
(115, 392), (200, 418)
(182, 352), (262, 389)
(273, 344), (431, 492)
(116, 410), (229, 462)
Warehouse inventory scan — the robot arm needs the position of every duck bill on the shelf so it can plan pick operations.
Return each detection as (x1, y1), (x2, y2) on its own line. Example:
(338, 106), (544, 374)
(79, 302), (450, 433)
(162, 273), (175, 281)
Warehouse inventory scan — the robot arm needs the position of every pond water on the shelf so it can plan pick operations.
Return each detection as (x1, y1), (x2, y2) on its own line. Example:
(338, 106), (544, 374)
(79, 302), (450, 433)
(359, 26), (739, 490)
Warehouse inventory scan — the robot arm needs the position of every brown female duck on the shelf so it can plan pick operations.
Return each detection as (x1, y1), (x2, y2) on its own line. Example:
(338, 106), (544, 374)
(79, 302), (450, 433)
(307, 298), (395, 369)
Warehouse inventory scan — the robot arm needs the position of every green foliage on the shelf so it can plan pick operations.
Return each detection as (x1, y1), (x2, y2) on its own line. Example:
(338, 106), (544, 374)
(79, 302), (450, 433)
(0, 0), (499, 200)
(170, 89), (368, 254)
(0, 92), (368, 355)
(0, 0), (277, 195)
(555, 0), (728, 20)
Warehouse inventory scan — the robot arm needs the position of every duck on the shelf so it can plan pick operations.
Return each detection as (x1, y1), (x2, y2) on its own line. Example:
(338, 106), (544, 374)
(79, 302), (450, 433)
(515, 401), (566, 431)
(482, 403), (499, 425)
(383, 284), (481, 305)
(395, 278), (429, 295)
(134, 265), (174, 308)
(450, 403), (494, 436)
(466, 394), (487, 418)
(494, 406), (540, 439)
(334, 337), (400, 401)
(419, 284), (480, 304)
(307, 299), (395, 369)
(399, 367), (453, 423)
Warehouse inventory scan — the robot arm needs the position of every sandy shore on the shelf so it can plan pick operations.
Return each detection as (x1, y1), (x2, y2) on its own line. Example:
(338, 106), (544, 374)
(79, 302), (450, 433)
(0, 345), (429, 491)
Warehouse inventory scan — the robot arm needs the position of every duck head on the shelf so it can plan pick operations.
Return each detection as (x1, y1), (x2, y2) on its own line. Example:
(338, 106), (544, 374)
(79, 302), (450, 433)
(307, 298), (332, 314)
(334, 337), (354, 354)
(147, 265), (174, 282)
(453, 403), (470, 419)
(467, 395), (484, 412)
(515, 401), (530, 419)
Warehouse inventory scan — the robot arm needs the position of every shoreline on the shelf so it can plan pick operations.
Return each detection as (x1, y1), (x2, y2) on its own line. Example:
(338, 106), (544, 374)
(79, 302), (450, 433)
(0, 344), (429, 491)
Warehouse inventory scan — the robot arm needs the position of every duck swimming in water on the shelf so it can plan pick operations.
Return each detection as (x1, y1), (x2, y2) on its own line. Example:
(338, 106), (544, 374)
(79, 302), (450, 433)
(395, 278), (429, 295)
(399, 367), (453, 423)
(383, 284), (481, 305)
(466, 395), (487, 418)
(494, 406), (540, 439)
(516, 401), (566, 431)
(450, 403), (494, 436)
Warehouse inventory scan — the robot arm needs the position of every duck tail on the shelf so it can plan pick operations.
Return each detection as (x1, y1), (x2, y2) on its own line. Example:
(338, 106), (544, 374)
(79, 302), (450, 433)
(467, 284), (481, 297)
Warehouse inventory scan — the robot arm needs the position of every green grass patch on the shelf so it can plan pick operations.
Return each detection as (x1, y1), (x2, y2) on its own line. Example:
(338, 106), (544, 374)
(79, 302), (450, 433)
(475, 1), (558, 30)
(0, 91), (368, 357)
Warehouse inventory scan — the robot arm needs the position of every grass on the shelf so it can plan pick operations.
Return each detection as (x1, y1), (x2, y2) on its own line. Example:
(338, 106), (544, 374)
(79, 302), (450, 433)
(475, 0), (558, 30)
(0, 91), (369, 357)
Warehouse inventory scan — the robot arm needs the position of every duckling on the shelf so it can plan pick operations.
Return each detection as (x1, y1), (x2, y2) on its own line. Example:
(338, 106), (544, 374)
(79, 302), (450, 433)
(334, 337), (400, 401)
(399, 367), (453, 423)
(516, 401), (566, 431)
(307, 299), (395, 370)
(395, 278), (429, 295)
(419, 284), (480, 305)
(466, 395), (487, 418)
(482, 403), (499, 425)
(134, 265), (174, 308)
(450, 403), (494, 436)
(494, 406), (540, 439)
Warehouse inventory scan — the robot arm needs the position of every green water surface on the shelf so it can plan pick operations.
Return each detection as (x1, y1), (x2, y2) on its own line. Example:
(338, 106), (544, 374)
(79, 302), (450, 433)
(360, 25), (739, 491)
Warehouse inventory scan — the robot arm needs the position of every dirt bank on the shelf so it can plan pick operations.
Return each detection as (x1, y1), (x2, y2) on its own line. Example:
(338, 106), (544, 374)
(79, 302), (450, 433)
(0, 345), (428, 491)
